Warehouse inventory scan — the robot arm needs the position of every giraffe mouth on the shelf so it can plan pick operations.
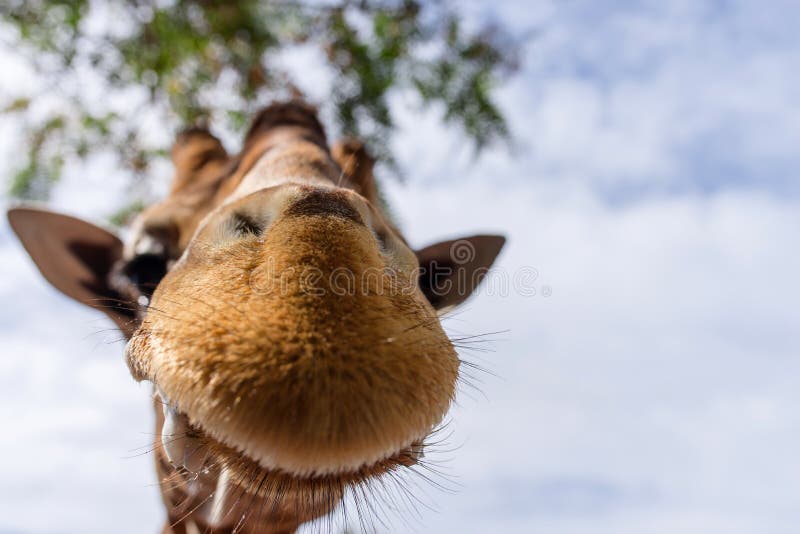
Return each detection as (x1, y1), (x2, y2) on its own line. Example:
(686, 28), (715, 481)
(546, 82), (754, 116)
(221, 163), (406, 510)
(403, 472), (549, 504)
(156, 387), (428, 527)
(156, 387), (426, 483)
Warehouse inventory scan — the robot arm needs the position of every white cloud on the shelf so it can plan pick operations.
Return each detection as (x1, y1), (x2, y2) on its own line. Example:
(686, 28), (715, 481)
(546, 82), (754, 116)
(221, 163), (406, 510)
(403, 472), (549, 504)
(406, 0), (800, 196)
(381, 180), (800, 533)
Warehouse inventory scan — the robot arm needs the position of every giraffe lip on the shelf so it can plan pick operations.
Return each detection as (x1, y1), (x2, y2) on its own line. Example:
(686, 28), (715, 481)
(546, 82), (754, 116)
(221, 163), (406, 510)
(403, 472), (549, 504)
(158, 388), (209, 474)
(157, 388), (425, 477)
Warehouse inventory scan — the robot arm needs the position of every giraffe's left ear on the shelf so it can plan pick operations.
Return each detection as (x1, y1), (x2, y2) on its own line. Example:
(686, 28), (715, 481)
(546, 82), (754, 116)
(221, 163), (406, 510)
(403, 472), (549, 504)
(7, 207), (137, 336)
(415, 235), (506, 311)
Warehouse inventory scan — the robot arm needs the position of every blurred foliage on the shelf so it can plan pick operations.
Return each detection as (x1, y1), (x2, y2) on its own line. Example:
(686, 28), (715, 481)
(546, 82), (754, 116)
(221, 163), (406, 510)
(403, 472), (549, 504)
(0, 0), (520, 205)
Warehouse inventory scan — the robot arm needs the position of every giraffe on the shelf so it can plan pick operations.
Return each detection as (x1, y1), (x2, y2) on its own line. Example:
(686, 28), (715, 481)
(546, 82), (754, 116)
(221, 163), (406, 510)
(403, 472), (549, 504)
(8, 101), (505, 533)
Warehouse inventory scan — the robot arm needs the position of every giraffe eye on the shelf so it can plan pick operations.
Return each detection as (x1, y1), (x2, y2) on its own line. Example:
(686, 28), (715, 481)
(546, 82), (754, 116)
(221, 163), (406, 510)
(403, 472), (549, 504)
(122, 253), (168, 298)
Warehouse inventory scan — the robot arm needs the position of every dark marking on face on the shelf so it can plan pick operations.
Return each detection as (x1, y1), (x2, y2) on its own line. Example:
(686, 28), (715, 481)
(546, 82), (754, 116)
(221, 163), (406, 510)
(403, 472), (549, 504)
(284, 189), (364, 225)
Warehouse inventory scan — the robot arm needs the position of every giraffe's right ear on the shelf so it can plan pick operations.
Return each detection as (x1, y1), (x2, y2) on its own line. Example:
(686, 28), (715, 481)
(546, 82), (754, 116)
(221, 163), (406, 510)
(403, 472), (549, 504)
(7, 207), (137, 336)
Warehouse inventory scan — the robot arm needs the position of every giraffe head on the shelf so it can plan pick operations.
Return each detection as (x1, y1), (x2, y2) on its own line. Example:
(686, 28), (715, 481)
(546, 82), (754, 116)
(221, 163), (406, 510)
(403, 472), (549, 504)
(9, 102), (505, 529)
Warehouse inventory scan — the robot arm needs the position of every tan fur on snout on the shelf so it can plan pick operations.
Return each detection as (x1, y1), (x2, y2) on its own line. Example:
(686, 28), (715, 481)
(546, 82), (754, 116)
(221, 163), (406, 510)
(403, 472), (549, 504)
(129, 202), (459, 476)
(10, 101), (505, 532)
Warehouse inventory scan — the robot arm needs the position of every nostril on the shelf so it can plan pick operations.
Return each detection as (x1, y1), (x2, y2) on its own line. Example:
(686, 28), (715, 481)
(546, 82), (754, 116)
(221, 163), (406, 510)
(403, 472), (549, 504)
(232, 213), (264, 237)
(123, 253), (168, 298)
(375, 229), (391, 251)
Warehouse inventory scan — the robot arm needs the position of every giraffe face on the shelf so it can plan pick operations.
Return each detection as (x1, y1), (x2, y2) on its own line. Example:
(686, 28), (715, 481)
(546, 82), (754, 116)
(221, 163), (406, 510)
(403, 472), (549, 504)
(126, 182), (459, 481)
(8, 102), (505, 531)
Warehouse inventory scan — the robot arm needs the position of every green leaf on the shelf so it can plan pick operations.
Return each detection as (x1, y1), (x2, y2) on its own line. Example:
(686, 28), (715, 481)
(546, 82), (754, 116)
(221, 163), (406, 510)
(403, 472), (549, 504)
(1, 0), (520, 200)
(3, 97), (30, 113)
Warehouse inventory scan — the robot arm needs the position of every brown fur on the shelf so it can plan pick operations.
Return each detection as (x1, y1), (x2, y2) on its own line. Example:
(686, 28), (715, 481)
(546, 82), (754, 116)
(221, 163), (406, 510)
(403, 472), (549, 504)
(8, 101), (506, 533)
(130, 209), (457, 476)
(121, 102), (457, 531)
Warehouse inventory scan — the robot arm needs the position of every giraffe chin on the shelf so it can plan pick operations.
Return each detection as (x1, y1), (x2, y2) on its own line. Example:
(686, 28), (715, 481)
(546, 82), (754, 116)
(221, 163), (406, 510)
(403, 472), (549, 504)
(156, 387), (425, 485)
(154, 386), (429, 530)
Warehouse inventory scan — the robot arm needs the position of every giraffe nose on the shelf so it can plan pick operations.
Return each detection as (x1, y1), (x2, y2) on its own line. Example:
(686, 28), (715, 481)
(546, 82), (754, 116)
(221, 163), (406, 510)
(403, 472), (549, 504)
(283, 187), (365, 226)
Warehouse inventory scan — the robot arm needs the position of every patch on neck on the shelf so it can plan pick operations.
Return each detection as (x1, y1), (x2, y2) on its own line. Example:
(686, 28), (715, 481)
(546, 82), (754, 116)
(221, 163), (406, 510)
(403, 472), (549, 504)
(243, 100), (327, 150)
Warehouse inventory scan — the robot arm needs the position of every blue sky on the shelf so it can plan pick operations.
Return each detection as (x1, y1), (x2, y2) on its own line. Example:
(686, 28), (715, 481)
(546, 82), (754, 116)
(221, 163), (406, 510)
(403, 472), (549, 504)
(461, 0), (800, 199)
(1, 1), (799, 533)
